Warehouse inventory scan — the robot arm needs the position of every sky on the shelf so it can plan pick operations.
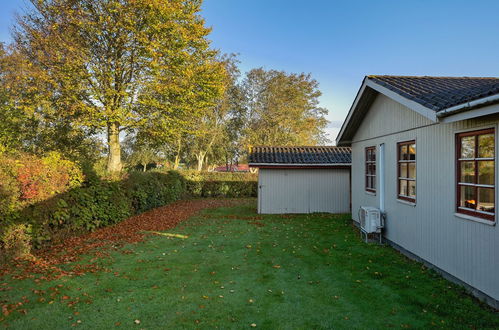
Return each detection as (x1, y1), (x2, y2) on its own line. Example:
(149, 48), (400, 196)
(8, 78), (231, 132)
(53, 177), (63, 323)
(2, 0), (499, 143)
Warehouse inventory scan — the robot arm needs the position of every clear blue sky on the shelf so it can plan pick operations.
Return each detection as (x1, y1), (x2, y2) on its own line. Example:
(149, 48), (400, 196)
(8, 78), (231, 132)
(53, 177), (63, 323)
(2, 1), (499, 143)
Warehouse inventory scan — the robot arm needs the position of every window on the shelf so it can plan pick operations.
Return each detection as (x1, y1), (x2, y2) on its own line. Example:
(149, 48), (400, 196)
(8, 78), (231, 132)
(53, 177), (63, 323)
(397, 141), (416, 202)
(456, 128), (495, 221)
(365, 146), (376, 192)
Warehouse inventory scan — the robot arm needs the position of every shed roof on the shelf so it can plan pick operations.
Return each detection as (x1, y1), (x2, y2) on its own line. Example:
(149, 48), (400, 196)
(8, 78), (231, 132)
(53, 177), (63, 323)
(249, 146), (351, 167)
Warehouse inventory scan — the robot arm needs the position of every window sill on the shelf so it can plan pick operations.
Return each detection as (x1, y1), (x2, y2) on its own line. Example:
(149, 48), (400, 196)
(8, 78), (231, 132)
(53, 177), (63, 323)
(365, 191), (376, 196)
(397, 199), (416, 207)
(454, 213), (496, 226)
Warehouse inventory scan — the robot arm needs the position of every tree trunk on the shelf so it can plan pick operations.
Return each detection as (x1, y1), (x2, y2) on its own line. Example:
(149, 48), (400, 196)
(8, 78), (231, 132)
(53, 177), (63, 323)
(173, 137), (182, 170)
(196, 151), (206, 172)
(107, 121), (122, 174)
(143, 163), (147, 172)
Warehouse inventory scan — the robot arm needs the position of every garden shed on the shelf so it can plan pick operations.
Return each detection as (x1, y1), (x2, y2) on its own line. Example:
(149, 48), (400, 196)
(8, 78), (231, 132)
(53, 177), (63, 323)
(249, 146), (351, 214)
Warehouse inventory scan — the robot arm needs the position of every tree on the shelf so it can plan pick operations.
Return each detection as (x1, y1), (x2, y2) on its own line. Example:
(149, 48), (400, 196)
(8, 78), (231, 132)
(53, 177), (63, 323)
(0, 43), (102, 160)
(122, 134), (159, 172)
(0, 44), (21, 154)
(186, 54), (242, 171)
(240, 68), (329, 151)
(12, 0), (225, 173)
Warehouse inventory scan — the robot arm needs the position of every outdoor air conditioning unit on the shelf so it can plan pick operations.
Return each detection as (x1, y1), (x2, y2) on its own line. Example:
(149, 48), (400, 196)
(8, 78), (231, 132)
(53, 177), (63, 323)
(359, 206), (383, 236)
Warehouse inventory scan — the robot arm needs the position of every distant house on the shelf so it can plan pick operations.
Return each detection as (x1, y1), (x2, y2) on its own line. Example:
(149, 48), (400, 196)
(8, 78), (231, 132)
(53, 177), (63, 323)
(337, 75), (499, 307)
(249, 146), (351, 214)
(212, 164), (250, 172)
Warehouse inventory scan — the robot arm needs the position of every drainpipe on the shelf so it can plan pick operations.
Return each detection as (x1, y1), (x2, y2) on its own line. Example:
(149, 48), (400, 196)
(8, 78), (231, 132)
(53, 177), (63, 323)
(379, 143), (385, 213)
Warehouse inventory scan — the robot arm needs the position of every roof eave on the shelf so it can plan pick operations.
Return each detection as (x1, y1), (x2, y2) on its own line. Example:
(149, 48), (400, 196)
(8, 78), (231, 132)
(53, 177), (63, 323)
(437, 94), (499, 123)
(336, 78), (369, 146)
(336, 77), (439, 146)
(249, 163), (351, 168)
(366, 79), (438, 122)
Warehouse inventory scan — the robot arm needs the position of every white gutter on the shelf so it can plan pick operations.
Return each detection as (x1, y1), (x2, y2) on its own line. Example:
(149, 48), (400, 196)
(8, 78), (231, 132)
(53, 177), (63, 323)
(248, 163), (351, 167)
(437, 94), (499, 118)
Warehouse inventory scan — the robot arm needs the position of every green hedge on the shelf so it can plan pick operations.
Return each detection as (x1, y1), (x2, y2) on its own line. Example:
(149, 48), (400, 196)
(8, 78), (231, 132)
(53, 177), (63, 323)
(2, 171), (186, 250)
(124, 171), (186, 214)
(179, 170), (257, 198)
(1, 165), (257, 257)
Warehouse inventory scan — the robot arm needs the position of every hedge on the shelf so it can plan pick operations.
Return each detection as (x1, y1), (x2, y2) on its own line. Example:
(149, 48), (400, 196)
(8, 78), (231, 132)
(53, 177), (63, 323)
(0, 155), (257, 258)
(179, 170), (257, 198)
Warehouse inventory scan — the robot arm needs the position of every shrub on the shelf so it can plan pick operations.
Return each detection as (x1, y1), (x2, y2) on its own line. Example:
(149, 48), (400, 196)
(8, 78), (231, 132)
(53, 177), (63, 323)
(1, 170), (187, 250)
(0, 156), (256, 257)
(0, 223), (32, 260)
(124, 171), (186, 214)
(0, 152), (84, 209)
(179, 170), (257, 198)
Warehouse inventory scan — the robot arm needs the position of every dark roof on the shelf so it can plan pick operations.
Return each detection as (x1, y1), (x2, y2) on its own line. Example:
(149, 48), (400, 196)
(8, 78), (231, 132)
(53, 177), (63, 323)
(249, 146), (351, 166)
(369, 75), (499, 112)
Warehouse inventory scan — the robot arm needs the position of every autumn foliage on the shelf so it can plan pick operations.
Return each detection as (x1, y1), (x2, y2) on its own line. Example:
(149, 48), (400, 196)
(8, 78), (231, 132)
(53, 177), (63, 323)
(0, 153), (257, 259)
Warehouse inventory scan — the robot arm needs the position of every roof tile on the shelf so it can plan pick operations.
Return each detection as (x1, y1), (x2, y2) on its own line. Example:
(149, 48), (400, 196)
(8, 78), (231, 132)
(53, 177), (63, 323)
(369, 76), (499, 111)
(249, 146), (351, 165)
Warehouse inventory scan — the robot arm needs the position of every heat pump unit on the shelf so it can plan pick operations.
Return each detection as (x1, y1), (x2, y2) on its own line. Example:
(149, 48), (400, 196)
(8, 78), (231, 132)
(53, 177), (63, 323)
(359, 206), (382, 234)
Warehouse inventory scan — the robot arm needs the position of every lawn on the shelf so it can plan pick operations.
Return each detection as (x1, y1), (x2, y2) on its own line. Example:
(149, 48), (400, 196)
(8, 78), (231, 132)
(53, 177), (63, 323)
(1, 200), (498, 329)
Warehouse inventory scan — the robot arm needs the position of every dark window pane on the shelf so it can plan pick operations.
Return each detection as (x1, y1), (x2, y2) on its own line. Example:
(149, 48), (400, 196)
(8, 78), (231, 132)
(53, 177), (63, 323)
(478, 161), (494, 185)
(371, 150), (376, 161)
(408, 163), (416, 179)
(399, 180), (407, 196)
(371, 176), (376, 190)
(461, 136), (475, 159)
(460, 161), (475, 183)
(478, 134), (494, 158)
(408, 180), (416, 197)
(460, 185), (476, 209)
(408, 144), (416, 160)
(477, 188), (494, 213)
(399, 163), (407, 178)
(367, 149), (372, 161)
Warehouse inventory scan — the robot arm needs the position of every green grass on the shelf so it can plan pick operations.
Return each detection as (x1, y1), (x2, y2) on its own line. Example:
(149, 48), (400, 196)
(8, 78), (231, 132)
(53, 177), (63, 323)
(1, 201), (498, 329)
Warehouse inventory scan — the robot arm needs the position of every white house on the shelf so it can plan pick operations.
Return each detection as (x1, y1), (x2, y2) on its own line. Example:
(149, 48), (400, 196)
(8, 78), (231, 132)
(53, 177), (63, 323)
(337, 75), (499, 307)
(249, 146), (351, 214)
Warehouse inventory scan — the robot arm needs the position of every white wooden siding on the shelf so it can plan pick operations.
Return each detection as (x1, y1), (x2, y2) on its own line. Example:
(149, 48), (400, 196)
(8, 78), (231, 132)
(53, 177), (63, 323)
(258, 168), (350, 214)
(353, 94), (435, 142)
(351, 94), (499, 302)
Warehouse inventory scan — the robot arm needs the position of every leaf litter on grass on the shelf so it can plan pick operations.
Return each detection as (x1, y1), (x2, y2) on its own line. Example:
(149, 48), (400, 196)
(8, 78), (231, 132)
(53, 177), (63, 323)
(0, 199), (251, 319)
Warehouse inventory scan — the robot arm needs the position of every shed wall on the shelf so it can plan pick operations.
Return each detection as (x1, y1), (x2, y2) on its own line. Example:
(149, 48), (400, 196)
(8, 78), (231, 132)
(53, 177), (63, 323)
(351, 94), (499, 302)
(258, 168), (350, 214)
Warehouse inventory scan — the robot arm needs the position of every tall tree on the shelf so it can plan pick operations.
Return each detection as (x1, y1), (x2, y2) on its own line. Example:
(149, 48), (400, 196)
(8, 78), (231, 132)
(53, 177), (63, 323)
(12, 0), (225, 173)
(0, 43), (101, 159)
(240, 68), (329, 150)
(186, 54), (242, 171)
